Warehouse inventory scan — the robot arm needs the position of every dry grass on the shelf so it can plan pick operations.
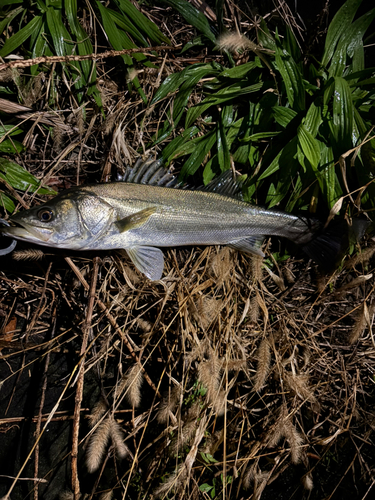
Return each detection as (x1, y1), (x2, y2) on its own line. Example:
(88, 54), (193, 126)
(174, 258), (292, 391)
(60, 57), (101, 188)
(0, 2), (375, 500)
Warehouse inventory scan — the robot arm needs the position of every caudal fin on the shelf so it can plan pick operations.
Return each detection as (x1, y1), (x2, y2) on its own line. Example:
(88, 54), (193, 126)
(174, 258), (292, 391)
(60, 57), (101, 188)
(302, 218), (369, 271)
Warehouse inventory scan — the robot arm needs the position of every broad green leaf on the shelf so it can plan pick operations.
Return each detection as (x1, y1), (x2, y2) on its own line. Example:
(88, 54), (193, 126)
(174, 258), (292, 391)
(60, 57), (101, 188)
(0, 139), (24, 154)
(162, 125), (199, 161)
(186, 82), (263, 127)
(258, 149), (283, 180)
(177, 131), (217, 178)
(0, 192), (15, 213)
(165, 0), (216, 43)
(0, 15), (43, 57)
(181, 35), (206, 53)
(219, 60), (261, 78)
(332, 76), (354, 149)
(151, 72), (186, 104)
(217, 113), (230, 171)
(272, 106), (298, 128)
(0, 125), (23, 138)
(239, 131), (280, 143)
(65, 0), (98, 83)
(275, 35), (305, 111)
(298, 124), (320, 170)
(0, 159), (56, 195)
(0, 6), (23, 36)
(115, 0), (170, 44)
(304, 101), (322, 137)
(319, 143), (339, 208)
(329, 7), (375, 77)
(109, 8), (148, 47)
(322, 0), (362, 68)
(31, 19), (48, 75)
(96, 1), (129, 58)
(152, 63), (219, 105)
(259, 137), (298, 181)
(257, 19), (276, 51)
(46, 6), (72, 57)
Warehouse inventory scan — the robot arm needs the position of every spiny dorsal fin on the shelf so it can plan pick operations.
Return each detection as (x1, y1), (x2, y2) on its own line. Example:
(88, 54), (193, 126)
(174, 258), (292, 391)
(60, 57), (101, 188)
(121, 158), (244, 199)
(199, 170), (245, 199)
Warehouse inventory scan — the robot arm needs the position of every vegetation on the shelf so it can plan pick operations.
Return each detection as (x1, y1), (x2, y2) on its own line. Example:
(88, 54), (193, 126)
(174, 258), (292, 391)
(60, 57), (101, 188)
(0, 1), (375, 499)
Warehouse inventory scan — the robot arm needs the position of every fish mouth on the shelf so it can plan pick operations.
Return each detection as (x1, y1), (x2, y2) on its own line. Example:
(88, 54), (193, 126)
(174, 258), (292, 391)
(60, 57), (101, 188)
(0, 220), (53, 243)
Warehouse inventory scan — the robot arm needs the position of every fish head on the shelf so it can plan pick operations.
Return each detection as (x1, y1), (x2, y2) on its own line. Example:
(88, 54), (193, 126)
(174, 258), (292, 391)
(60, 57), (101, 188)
(0, 188), (116, 249)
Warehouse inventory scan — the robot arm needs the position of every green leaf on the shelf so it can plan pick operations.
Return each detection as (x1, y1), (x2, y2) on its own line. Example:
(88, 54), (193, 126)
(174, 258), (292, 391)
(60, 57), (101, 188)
(322, 0), (362, 68)
(0, 15), (43, 57)
(272, 106), (298, 128)
(0, 192), (15, 213)
(274, 34), (304, 111)
(0, 139), (24, 154)
(65, 0), (98, 83)
(257, 19), (276, 51)
(0, 125), (23, 138)
(219, 60), (261, 78)
(30, 19), (48, 75)
(217, 113), (230, 172)
(259, 137), (298, 181)
(46, 6), (72, 57)
(115, 0), (170, 44)
(162, 125), (200, 161)
(329, 7), (375, 77)
(186, 82), (262, 128)
(178, 131), (217, 179)
(297, 124), (320, 170)
(304, 101), (322, 136)
(332, 76), (354, 149)
(319, 143), (340, 208)
(199, 483), (213, 493)
(0, 159), (56, 195)
(108, 8), (148, 46)
(151, 72), (186, 105)
(166, 0), (216, 43)
(0, 6), (23, 36)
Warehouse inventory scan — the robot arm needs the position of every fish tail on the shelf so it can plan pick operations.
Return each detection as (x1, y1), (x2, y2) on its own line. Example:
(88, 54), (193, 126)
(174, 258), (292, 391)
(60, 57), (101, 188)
(302, 218), (369, 270)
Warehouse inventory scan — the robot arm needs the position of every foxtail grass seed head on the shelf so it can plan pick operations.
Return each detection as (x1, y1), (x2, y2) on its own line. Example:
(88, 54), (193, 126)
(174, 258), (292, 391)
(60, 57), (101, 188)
(12, 249), (45, 261)
(109, 417), (129, 458)
(86, 417), (112, 473)
(216, 32), (258, 53)
(253, 337), (271, 392)
(88, 399), (108, 428)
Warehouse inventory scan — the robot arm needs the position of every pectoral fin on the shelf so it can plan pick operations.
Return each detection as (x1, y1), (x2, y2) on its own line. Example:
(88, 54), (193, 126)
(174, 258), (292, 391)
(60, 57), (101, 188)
(126, 245), (164, 281)
(116, 207), (157, 232)
(229, 236), (265, 257)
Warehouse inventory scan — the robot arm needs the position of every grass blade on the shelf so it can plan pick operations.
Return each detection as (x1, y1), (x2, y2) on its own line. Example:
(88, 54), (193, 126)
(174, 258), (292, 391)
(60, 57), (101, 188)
(166, 0), (216, 43)
(0, 15), (42, 57)
(322, 0), (362, 68)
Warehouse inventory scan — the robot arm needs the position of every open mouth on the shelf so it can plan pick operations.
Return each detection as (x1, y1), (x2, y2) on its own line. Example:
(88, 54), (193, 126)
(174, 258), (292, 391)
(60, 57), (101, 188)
(0, 220), (53, 243)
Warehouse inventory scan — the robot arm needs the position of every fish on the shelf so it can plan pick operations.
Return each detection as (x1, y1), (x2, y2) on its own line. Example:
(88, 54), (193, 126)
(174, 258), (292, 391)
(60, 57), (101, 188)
(0, 158), (356, 280)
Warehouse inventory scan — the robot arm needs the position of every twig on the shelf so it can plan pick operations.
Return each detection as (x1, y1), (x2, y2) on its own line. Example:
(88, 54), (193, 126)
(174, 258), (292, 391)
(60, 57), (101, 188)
(34, 305), (57, 500)
(0, 46), (179, 72)
(71, 257), (100, 500)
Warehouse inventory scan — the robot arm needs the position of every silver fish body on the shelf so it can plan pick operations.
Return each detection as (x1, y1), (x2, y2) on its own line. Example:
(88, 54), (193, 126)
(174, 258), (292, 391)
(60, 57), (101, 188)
(0, 167), (338, 280)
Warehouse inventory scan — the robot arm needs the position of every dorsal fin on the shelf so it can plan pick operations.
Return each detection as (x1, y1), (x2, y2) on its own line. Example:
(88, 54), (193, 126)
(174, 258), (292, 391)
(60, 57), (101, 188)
(199, 170), (245, 200)
(120, 158), (244, 199)
(120, 158), (180, 187)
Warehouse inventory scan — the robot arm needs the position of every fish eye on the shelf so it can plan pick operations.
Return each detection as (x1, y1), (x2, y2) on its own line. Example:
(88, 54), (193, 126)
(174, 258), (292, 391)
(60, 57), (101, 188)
(38, 208), (54, 222)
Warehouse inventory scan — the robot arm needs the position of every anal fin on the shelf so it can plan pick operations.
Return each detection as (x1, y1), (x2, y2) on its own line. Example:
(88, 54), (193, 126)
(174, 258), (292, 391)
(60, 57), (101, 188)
(229, 236), (265, 257)
(126, 245), (164, 281)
